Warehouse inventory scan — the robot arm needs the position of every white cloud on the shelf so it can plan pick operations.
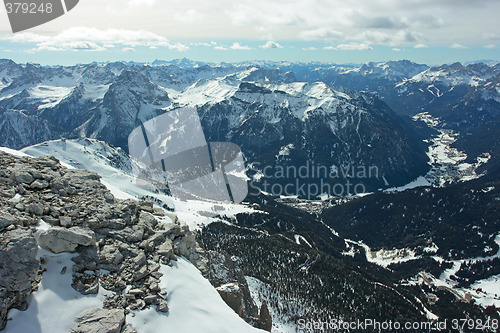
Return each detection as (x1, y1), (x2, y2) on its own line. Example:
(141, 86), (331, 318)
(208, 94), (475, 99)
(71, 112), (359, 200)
(2, 26), (190, 52)
(392, 48), (402, 52)
(122, 47), (136, 52)
(299, 27), (343, 41)
(414, 43), (429, 48)
(230, 42), (251, 50)
(336, 43), (373, 51)
(259, 41), (283, 49)
(1, 0), (498, 55)
(168, 43), (190, 52)
(323, 46), (337, 50)
(214, 45), (228, 50)
(484, 44), (497, 49)
(451, 43), (468, 49)
(302, 46), (317, 51)
(354, 30), (423, 46)
(29, 41), (107, 52)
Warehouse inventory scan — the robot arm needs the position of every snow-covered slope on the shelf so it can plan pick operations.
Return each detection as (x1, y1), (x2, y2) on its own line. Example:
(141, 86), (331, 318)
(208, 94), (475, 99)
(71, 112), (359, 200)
(21, 138), (258, 231)
(129, 258), (262, 333)
(1, 145), (264, 333)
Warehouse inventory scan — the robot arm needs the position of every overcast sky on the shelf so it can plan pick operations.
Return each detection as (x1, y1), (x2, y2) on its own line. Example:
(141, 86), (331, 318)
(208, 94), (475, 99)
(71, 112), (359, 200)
(1, 0), (499, 65)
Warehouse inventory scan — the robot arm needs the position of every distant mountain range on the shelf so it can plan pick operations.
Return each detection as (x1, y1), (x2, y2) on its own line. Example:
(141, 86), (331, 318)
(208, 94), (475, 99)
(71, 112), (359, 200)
(2, 57), (500, 331)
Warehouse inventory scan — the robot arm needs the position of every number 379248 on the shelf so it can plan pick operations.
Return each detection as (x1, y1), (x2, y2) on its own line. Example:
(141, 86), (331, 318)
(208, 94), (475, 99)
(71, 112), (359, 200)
(5, 2), (54, 14)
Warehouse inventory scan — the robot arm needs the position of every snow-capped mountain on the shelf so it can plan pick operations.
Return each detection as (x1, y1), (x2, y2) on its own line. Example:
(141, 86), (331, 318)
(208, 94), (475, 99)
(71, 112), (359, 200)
(0, 60), (430, 189)
(192, 80), (428, 188)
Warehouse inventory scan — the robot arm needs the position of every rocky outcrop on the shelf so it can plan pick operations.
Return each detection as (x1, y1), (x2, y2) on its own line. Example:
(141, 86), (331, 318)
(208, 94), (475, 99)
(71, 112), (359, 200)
(0, 227), (40, 330)
(0, 150), (208, 330)
(206, 251), (267, 328)
(217, 282), (244, 317)
(257, 301), (272, 332)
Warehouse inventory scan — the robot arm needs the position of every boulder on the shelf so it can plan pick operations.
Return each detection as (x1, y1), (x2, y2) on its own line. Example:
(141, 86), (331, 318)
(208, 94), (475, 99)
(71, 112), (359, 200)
(0, 212), (20, 231)
(59, 216), (73, 227)
(38, 226), (96, 253)
(98, 245), (124, 268)
(13, 171), (34, 185)
(157, 239), (175, 260)
(70, 308), (125, 333)
(29, 179), (50, 190)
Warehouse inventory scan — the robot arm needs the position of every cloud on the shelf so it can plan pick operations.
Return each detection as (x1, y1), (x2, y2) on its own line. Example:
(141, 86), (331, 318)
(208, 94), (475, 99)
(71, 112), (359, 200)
(259, 41), (283, 49)
(30, 41), (107, 52)
(122, 47), (136, 52)
(350, 14), (408, 30)
(392, 48), (402, 52)
(174, 9), (202, 23)
(482, 32), (500, 41)
(2, 26), (190, 52)
(230, 42), (251, 50)
(302, 46), (317, 51)
(323, 46), (337, 50)
(354, 30), (423, 46)
(299, 27), (343, 41)
(484, 44), (497, 49)
(451, 43), (468, 49)
(337, 43), (373, 51)
(214, 45), (228, 50)
(168, 43), (190, 52)
(414, 43), (429, 48)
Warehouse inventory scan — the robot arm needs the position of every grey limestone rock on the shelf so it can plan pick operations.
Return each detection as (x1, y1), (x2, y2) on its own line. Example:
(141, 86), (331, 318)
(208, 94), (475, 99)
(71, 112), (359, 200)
(70, 308), (125, 333)
(38, 226), (96, 253)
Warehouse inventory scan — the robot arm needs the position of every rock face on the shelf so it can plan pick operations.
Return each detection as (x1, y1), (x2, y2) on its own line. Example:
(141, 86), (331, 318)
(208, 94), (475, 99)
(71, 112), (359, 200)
(257, 301), (272, 332)
(0, 228), (39, 330)
(207, 251), (261, 327)
(217, 282), (244, 317)
(0, 150), (208, 331)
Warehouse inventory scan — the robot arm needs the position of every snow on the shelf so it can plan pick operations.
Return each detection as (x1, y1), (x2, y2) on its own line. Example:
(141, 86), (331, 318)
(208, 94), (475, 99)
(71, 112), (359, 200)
(0, 146), (31, 157)
(128, 258), (263, 333)
(413, 113), (487, 186)
(28, 86), (72, 109)
(345, 239), (420, 268)
(2, 145), (264, 333)
(406, 233), (500, 309)
(22, 138), (259, 231)
(294, 235), (312, 248)
(5, 248), (110, 333)
(4, 220), (111, 333)
(175, 79), (239, 107)
(471, 275), (500, 307)
(423, 243), (439, 254)
(385, 176), (431, 193)
(81, 84), (111, 101)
